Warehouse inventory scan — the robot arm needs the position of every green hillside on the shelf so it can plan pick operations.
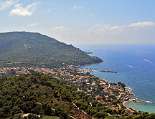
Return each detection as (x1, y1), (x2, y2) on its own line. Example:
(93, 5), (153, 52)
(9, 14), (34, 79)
(0, 73), (154, 119)
(0, 32), (102, 67)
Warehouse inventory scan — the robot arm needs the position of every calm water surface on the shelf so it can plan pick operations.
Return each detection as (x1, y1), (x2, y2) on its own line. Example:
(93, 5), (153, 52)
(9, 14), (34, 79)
(81, 45), (155, 113)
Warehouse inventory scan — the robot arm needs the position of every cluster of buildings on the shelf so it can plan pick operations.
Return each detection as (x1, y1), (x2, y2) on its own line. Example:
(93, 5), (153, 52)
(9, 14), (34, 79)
(0, 67), (30, 77)
(0, 65), (135, 114)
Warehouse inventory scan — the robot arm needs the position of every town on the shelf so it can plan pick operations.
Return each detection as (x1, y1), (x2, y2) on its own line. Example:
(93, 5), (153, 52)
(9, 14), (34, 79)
(0, 66), (136, 115)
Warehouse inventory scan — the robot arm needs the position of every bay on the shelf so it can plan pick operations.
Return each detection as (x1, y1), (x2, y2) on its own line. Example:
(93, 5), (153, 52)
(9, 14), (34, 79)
(81, 44), (155, 113)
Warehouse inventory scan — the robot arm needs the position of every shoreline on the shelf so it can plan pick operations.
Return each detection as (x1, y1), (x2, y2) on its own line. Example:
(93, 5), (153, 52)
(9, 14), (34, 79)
(1, 65), (154, 113)
(81, 66), (140, 113)
(124, 98), (155, 113)
(82, 65), (155, 113)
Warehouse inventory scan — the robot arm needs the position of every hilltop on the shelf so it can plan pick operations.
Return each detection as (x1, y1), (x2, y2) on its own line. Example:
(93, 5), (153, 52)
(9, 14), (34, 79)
(0, 32), (102, 67)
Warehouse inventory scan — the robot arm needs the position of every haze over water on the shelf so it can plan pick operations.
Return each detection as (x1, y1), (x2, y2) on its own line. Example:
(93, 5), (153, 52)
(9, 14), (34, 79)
(81, 45), (155, 113)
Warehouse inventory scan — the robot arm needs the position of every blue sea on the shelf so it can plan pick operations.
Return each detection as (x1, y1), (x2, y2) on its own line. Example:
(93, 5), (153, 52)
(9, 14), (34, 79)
(80, 44), (155, 113)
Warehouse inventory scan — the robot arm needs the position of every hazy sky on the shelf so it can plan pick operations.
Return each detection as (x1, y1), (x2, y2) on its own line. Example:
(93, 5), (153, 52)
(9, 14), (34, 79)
(0, 0), (155, 45)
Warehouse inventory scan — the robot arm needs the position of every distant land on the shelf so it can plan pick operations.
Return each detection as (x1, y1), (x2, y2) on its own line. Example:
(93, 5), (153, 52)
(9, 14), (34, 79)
(0, 32), (102, 67)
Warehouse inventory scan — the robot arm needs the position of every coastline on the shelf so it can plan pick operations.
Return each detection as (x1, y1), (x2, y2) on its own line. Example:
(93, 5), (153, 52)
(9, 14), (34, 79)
(80, 65), (139, 113)
(81, 46), (155, 113)
(1, 64), (155, 114)
(117, 85), (155, 113)
(81, 64), (155, 113)
(0, 65), (138, 114)
(125, 98), (155, 113)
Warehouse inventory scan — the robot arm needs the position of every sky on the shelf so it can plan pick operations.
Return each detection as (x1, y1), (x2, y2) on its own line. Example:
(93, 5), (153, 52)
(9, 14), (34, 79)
(0, 0), (155, 46)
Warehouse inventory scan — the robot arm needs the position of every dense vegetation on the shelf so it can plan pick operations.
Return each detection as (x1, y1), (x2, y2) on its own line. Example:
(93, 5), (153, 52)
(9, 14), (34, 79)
(0, 73), (109, 119)
(0, 73), (155, 119)
(0, 32), (102, 67)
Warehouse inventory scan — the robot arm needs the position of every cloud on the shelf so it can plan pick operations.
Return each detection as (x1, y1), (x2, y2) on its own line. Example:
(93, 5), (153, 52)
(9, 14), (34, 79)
(0, 0), (39, 17)
(10, 2), (36, 16)
(47, 21), (155, 45)
(72, 5), (83, 10)
(128, 21), (155, 28)
(50, 26), (67, 34)
(26, 23), (39, 28)
(53, 26), (65, 31)
(0, 0), (18, 11)
(89, 21), (155, 33)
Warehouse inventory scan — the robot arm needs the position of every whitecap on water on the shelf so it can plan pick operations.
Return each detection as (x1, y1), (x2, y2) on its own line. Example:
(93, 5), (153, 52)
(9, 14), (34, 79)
(145, 101), (152, 104)
(143, 58), (153, 64)
(127, 64), (134, 68)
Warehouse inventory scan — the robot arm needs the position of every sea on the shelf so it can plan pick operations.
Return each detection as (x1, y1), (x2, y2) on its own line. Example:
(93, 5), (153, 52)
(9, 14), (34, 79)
(80, 44), (155, 113)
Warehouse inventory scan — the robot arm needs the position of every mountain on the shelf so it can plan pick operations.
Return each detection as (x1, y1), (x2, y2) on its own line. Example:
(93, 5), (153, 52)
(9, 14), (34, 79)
(0, 32), (102, 67)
